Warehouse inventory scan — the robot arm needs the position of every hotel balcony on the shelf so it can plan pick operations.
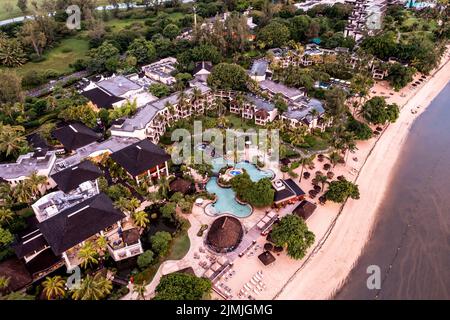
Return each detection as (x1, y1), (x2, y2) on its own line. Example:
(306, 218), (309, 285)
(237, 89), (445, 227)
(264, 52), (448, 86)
(107, 228), (143, 261)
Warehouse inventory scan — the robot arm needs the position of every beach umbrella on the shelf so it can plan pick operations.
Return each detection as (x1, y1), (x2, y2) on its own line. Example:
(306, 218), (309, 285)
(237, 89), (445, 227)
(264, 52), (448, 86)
(303, 172), (311, 179)
(314, 185), (321, 192)
(273, 246), (283, 253)
(264, 243), (273, 251)
(327, 171), (334, 179)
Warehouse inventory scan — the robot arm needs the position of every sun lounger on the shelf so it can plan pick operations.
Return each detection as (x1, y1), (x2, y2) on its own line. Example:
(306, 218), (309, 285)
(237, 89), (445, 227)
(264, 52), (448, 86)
(253, 288), (259, 295)
(250, 278), (258, 285)
(256, 285), (263, 292)
(244, 283), (251, 291)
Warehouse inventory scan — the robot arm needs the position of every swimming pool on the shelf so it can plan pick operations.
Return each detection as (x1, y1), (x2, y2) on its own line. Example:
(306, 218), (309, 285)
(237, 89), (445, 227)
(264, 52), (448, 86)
(205, 159), (274, 218)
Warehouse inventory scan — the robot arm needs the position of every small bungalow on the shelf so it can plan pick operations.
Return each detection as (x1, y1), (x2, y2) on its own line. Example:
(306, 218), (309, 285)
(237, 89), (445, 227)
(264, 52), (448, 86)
(293, 200), (317, 221)
(110, 138), (170, 184)
(249, 59), (270, 82)
(193, 61), (213, 83)
(272, 179), (305, 207)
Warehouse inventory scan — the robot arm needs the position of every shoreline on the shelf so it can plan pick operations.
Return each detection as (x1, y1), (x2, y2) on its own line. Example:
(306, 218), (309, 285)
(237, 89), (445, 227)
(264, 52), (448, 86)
(274, 52), (450, 300)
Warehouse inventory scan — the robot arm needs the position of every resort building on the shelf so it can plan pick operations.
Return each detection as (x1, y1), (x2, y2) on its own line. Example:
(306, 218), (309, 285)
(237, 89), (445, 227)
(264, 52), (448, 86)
(230, 94), (278, 126)
(259, 80), (306, 102)
(50, 160), (102, 195)
(81, 74), (150, 108)
(14, 191), (143, 273)
(281, 97), (326, 131)
(142, 57), (177, 85)
(52, 123), (101, 153)
(272, 179), (306, 206)
(249, 59), (270, 82)
(344, 0), (387, 41)
(110, 82), (213, 143)
(193, 61), (213, 83)
(0, 149), (57, 187)
(110, 138), (170, 184)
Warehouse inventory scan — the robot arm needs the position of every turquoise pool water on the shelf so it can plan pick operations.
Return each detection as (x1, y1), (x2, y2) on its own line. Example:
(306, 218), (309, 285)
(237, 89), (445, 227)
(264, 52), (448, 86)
(210, 158), (274, 182)
(205, 159), (274, 218)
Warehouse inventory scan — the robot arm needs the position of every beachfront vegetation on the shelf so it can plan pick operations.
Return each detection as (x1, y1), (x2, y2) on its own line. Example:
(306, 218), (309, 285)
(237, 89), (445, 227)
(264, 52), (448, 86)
(271, 215), (315, 260)
(325, 178), (360, 203)
(153, 273), (212, 300)
(361, 97), (400, 125)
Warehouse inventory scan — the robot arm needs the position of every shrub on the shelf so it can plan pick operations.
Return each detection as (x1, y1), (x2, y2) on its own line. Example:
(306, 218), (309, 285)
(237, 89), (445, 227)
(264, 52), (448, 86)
(137, 250), (155, 269)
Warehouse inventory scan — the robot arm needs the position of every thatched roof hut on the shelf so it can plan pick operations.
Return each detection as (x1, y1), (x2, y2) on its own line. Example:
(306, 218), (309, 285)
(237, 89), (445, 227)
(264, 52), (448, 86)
(293, 200), (317, 221)
(206, 216), (244, 253)
(258, 251), (276, 266)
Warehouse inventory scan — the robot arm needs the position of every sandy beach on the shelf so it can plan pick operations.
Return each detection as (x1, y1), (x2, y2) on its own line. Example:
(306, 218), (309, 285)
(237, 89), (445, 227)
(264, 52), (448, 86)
(275, 51), (450, 300)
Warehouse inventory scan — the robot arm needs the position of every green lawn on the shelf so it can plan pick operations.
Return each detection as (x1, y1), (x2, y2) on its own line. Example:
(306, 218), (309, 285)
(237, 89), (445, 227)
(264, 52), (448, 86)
(14, 37), (90, 76)
(134, 230), (191, 284)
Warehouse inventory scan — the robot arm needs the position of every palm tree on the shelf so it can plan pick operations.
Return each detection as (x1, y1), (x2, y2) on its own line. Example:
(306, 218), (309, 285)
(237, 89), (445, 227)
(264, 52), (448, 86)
(77, 241), (99, 269)
(158, 176), (170, 199)
(316, 174), (328, 191)
(95, 236), (108, 257)
(128, 197), (141, 212)
(12, 180), (33, 203)
(71, 273), (112, 300)
(27, 171), (47, 198)
(133, 211), (150, 229)
(0, 276), (10, 290)
(133, 282), (147, 300)
(299, 155), (316, 182)
(0, 207), (14, 226)
(42, 276), (66, 300)
(0, 183), (13, 206)
(114, 197), (132, 215)
(328, 151), (341, 168)
(0, 123), (28, 158)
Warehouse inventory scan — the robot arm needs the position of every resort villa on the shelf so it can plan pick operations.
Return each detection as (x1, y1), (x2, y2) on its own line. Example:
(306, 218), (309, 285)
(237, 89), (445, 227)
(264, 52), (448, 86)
(142, 57), (178, 85)
(229, 94), (278, 126)
(110, 138), (170, 184)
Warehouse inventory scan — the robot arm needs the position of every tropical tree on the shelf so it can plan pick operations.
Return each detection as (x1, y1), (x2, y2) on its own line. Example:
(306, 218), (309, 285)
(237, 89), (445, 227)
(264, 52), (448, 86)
(42, 276), (66, 300)
(154, 273), (212, 300)
(151, 231), (172, 257)
(270, 215), (315, 260)
(0, 123), (28, 158)
(27, 171), (47, 198)
(299, 155), (316, 182)
(71, 273), (112, 300)
(133, 211), (150, 229)
(328, 151), (342, 168)
(12, 180), (33, 203)
(0, 276), (10, 290)
(0, 227), (14, 247)
(325, 178), (360, 203)
(0, 208), (14, 226)
(361, 96), (399, 125)
(77, 241), (99, 269)
(315, 174), (328, 191)
(133, 281), (148, 300)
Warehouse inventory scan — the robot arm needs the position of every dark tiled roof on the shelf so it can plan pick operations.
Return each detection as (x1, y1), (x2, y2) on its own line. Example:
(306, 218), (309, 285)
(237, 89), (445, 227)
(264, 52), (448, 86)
(122, 228), (140, 246)
(25, 248), (62, 276)
(284, 178), (305, 197)
(81, 87), (124, 109)
(274, 179), (305, 203)
(293, 200), (317, 221)
(52, 123), (100, 151)
(13, 227), (49, 259)
(193, 61), (213, 74)
(51, 160), (102, 193)
(110, 138), (170, 177)
(38, 193), (125, 255)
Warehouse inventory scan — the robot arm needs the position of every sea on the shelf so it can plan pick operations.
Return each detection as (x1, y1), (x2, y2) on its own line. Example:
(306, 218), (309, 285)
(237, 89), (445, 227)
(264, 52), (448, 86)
(335, 82), (450, 299)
